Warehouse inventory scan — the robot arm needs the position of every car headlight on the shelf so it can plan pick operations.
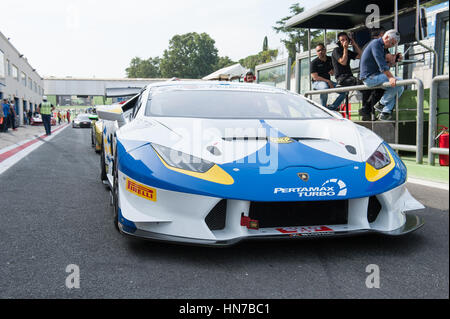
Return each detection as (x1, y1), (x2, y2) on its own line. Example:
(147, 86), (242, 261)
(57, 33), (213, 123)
(367, 144), (391, 169)
(365, 143), (396, 182)
(151, 144), (214, 173)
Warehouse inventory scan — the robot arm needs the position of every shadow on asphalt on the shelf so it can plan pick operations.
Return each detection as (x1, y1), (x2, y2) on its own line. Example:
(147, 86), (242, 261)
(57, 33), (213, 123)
(123, 230), (427, 264)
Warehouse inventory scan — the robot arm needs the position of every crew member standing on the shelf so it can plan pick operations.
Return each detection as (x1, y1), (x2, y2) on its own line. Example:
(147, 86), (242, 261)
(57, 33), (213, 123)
(9, 101), (17, 131)
(0, 100), (4, 131)
(38, 96), (55, 135)
(2, 99), (10, 132)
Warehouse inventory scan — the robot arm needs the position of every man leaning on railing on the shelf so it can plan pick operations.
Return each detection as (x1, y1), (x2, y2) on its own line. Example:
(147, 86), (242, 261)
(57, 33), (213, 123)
(360, 29), (404, 121)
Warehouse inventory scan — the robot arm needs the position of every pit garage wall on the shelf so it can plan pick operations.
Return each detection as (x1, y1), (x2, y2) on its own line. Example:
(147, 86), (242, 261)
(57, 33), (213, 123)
(43, 78), (166, 108)
(0, 31), (44, 125)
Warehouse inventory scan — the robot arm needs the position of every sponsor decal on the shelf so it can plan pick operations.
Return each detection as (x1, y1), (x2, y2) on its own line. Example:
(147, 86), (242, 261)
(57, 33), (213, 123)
(269, 136), (294, 144)
(276, 226), (334, 236)
(273, 179), (347, 198)
(126, 178), (157, 201)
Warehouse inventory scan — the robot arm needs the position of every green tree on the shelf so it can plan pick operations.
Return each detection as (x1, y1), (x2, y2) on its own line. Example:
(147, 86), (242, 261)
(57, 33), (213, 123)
(311, 31), (338, 48)
(215, 56), (236, 70)
(159, 32), (219, 78)
(273, 3), (321, 60)
(126, 57), (161, 78)
(239, 49), (278, 71)
(263, 36), (268, 51)
(423, 0), (447, 7)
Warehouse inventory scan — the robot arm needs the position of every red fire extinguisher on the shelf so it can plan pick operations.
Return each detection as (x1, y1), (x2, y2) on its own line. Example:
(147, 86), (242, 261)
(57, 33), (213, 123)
(437, 125), (449, 166)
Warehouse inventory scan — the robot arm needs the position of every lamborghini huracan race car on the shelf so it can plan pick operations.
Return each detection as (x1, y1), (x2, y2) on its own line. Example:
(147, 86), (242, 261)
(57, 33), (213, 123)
(89, 109), (104, 153)
(91, 118), (103, 152)
(72, 114), (92, 128)
(97, 81), (424, 246)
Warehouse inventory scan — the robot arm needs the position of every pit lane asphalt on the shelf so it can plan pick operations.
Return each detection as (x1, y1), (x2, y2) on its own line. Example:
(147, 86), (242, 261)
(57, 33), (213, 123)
(0, 127), (448, 299)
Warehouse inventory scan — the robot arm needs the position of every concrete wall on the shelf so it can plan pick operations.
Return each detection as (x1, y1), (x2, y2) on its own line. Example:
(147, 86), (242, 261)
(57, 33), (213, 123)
(44, 78), (167, 96)
(0, 30), (43, 125)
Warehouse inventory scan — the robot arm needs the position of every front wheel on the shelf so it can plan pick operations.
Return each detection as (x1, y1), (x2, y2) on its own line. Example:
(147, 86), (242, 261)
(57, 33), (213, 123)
(100, 141), (107, 182)
(91, 128), (95, 147)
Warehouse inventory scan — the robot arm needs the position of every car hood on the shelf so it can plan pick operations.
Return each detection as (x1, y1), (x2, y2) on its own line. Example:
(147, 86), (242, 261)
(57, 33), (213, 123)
(118, 116), (383, 171)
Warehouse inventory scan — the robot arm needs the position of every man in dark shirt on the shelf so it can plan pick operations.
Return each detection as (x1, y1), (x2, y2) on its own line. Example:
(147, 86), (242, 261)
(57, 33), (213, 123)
(332, 32), (363, 86)
(9, 100), (17, 131)
(311, 43), (346, 110)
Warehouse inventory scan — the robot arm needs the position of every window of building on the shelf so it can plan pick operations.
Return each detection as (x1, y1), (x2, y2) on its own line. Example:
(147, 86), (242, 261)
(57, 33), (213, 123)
(6, 59), (11, 76)
(12, 65), (19, 80)
(0, 50), (5, 79)
(21, 72), (27, 86)
(34, 81), (37, 93)
(28, 77), (33, 89)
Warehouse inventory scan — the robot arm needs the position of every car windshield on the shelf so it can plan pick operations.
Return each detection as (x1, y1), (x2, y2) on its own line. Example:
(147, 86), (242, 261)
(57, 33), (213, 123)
(76, 114), (90, 120)
(145, 89), (331, 119)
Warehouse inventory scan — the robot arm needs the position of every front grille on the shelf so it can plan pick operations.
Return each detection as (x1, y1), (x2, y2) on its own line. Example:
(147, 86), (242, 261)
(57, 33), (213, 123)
(80, 123), (91, 128)
(367, 196), (382, 223)
(205, 200), (227, 230)
(249, 200), (348, 228)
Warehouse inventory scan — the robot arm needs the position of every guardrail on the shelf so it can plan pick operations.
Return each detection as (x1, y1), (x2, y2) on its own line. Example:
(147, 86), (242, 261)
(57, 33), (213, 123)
(304, 78), (425, 164)
(428, 75), (449, 166)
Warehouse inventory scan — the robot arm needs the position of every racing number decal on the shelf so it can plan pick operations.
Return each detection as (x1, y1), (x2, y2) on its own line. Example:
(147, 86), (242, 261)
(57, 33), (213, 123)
(126, 178), (157, 202)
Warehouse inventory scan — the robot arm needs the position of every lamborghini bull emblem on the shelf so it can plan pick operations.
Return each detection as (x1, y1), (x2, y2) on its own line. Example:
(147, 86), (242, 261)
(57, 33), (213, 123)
(298, 173), (309, 182)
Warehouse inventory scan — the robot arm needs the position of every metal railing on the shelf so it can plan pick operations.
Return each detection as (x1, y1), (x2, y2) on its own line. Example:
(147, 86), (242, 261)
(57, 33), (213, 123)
(304, 78), (425, 164)
(428, 75), (449, 166)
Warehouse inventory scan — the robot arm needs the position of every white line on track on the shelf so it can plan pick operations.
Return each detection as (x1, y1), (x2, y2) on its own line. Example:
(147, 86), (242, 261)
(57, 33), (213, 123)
(407, 177), (449, 191)
(0, 125), (69, 175)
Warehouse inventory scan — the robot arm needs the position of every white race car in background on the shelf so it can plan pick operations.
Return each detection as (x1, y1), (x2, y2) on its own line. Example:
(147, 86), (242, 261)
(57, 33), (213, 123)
(72, 114), (92, 128)
(97, 81), (425, 246)
(30, 113), (57, 126)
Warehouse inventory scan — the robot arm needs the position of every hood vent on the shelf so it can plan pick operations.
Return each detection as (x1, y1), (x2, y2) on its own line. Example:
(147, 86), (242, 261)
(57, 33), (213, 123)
(207, 146), (222, 156)
(345, 145), (357, 155)
(222, 137), (267, 141)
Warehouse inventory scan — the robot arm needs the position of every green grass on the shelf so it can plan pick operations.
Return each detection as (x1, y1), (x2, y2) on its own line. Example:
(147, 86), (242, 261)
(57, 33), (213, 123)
(401, 154), (449, 183)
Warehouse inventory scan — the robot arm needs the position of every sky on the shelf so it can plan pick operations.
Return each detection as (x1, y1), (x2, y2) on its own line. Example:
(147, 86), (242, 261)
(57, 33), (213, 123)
(0, 0), (321, 78)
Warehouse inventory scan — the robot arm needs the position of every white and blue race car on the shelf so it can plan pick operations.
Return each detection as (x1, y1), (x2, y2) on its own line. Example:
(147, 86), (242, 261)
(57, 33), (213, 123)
(97, 81), (424, 246)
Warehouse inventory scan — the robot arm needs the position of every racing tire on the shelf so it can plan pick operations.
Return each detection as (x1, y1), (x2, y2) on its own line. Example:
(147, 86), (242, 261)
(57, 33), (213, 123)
(112, 148), (120, 231)
(100, 142), (107, 182)
(91, 128), (95, 147)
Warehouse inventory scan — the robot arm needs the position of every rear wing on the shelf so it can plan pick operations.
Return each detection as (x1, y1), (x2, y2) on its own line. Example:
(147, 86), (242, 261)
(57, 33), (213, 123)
(96, 105), (125, 126)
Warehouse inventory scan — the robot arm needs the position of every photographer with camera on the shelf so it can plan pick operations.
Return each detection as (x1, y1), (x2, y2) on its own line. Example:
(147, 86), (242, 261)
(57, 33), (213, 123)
(331, 32), (363, 87)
